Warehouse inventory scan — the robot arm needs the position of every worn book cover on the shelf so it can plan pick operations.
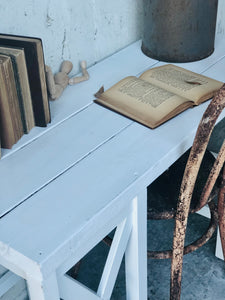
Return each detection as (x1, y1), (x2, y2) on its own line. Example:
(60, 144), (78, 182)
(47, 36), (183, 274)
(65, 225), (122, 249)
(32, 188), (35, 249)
(0, 46), (35, 133)
(95, 64), (223, 129)
(0, 34), (50, 127)
(0, 55), (23, 148)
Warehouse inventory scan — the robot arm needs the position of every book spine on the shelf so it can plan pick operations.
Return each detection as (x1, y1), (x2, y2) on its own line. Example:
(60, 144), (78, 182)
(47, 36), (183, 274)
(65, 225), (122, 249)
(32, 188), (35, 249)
(0, 37), (50, 127)
(7, 55), (28, 133)
(2, 59), (23, 143)
(0, 60), (16, 148)
(36, 41), (51, 125)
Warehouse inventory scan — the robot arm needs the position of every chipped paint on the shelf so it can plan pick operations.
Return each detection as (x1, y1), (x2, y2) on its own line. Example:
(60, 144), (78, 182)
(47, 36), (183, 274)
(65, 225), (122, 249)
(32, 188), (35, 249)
(61, 29), (67, 60)
(46, 13), (54, 27)
(0, 0), (145, 73)
(0, 0), (224, 73)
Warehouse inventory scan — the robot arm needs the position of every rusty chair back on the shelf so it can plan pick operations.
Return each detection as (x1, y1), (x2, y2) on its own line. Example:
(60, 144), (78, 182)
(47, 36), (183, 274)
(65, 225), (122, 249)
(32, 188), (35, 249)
(147, 84), (225, 299)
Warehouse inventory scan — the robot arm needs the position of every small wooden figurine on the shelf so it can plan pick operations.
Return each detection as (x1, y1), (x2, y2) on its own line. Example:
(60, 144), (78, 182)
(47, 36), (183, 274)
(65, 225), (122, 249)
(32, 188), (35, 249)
(45, 60), (89, 100)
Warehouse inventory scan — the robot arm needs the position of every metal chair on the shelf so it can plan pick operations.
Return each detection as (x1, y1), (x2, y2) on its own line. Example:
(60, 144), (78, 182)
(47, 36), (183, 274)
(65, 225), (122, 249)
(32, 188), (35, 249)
(147, 84), (225, 299)
(102, 85), (225, 299)
(73, 85), (225, 299)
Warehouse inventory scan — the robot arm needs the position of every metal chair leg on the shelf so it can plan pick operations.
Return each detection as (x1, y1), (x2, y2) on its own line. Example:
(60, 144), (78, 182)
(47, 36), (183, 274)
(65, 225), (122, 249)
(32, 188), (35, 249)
(218, 164), (225, 259)
(170, 195), (190, 300)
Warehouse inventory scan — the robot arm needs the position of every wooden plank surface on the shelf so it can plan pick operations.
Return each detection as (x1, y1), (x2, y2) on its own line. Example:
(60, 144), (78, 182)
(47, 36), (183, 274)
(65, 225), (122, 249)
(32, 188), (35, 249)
(0, 54), (224, 267)
(0, 104), (131, 217)
(1, 40), (156, 158)
(1, 37), (225, 218)
(2, 36), (225, 158)
(0, 38), (224, 274)
(0, 41), (157, 217)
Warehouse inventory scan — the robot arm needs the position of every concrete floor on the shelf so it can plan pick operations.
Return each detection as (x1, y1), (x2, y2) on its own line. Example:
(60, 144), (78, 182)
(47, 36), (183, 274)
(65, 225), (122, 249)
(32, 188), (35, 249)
(74, 118), (225, 300)
(74, 215), (225, 299)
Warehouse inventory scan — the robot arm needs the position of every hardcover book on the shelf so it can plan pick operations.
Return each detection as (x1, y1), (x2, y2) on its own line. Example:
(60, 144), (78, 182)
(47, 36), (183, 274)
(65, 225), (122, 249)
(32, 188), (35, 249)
(0, 34), (50, 127)
(0, 46), (35, 133)
(0, 55), (23, 148)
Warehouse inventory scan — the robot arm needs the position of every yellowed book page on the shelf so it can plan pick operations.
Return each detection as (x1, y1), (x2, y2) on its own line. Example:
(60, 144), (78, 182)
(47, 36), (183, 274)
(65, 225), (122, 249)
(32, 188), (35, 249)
(140, 64), (223, 104)
(95, 77), (192, 128)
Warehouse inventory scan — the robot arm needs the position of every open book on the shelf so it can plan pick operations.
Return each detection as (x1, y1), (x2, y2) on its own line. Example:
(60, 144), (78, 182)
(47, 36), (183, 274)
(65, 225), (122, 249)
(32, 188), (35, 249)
(94, 64), (223, 128)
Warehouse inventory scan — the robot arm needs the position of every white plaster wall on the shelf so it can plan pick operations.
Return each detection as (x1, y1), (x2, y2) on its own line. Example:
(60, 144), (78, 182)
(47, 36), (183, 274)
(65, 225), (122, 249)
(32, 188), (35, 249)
(0, 0), (144, 74)
(216, 0), (225, 35)
(0, 0), (224, 75)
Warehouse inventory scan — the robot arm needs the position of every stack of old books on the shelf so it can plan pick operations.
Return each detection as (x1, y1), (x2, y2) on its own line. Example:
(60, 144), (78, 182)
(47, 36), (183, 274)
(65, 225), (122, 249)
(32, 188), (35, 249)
(0, 34), (51, 157)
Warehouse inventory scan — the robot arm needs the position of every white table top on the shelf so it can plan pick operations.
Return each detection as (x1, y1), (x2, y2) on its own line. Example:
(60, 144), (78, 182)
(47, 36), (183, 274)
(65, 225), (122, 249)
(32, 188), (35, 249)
(0, 37), (225, 275)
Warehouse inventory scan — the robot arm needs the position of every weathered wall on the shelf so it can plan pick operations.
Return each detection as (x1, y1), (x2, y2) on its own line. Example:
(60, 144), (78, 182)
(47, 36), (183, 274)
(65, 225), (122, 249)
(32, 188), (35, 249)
(216, 0), (225, 35)
(0, 0), (144, 74)
(0, 0), (224, 75)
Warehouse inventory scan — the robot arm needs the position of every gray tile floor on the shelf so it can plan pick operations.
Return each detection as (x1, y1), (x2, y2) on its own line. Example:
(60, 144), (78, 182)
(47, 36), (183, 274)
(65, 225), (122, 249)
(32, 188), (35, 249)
(74, 118), (225, 300)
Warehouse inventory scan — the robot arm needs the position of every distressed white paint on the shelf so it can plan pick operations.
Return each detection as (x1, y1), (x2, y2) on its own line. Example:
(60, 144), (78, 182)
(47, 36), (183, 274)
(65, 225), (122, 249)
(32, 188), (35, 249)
(97, 217), (132, 299)
(59, 274), (101, 300)
(0, 0), (144, 73)
(125, 192), (147, 300)
(0, 0), (224, 75)
(216, 0), (225, 36)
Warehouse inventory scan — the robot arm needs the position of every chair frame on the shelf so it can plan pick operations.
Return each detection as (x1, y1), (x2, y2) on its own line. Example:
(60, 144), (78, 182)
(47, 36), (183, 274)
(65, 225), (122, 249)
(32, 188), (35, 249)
(170, 84), (225, 299)
(80, 85), (225, 300)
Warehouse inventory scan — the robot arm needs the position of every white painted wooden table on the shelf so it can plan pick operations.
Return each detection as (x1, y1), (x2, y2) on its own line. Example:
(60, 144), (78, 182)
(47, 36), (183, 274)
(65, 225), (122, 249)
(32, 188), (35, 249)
(0, 37), (225, 300)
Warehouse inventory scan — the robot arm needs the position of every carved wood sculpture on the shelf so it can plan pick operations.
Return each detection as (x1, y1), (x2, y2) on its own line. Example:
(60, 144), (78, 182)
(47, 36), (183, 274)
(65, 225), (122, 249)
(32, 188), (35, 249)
(45, 60), (89, 100)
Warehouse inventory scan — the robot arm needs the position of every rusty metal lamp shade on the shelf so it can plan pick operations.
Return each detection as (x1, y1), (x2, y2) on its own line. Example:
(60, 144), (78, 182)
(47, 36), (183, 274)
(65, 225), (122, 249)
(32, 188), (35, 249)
(141, 0), (218, 62)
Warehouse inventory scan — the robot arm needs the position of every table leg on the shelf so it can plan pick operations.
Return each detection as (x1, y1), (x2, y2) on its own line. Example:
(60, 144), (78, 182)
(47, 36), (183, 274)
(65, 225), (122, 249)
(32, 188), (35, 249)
(125, 190), (147, 300)
(27, 271), (60, 300)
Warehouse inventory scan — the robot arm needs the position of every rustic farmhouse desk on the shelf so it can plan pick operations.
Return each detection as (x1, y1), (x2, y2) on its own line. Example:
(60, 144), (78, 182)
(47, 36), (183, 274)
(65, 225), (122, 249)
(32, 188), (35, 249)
(0, 38), (225, 300)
